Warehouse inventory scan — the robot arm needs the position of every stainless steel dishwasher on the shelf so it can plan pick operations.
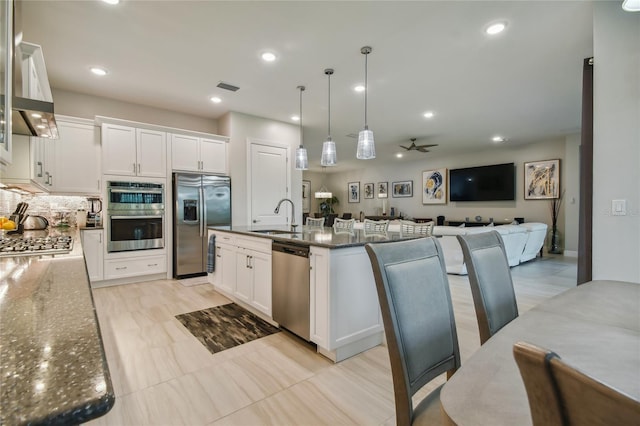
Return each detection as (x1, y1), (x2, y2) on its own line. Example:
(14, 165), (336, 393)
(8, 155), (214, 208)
(272, 241), (311, 341)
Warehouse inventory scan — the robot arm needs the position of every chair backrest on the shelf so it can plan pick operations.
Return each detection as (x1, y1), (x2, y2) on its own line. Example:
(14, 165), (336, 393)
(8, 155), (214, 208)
(400, 220), (434, 236)
(456, 230), (518, 344)
(363, 218), (389, 233)
(333, 218), (355, 231)
(365, 237), (461, 425)
(341, 213), (352, 219)
(306, 216), (325, 227)
(513, 341), (640, 426)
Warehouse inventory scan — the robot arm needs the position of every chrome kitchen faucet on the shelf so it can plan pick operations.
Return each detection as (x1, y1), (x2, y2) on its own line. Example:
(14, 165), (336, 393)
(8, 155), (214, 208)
(274, 198), (297, 230)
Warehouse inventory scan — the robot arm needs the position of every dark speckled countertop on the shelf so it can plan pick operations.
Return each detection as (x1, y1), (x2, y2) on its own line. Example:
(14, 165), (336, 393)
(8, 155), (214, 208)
(209, 225), (417, 248)
(0, 230), (114, 425)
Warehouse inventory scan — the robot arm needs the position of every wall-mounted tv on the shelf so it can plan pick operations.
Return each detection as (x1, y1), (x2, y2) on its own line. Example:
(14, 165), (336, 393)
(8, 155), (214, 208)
(449, 163), (515, 201)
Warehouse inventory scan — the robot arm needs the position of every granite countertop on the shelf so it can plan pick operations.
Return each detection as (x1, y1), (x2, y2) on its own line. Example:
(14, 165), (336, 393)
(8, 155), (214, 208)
(0, 230), (114, 425)
(209, 225), (417, 248)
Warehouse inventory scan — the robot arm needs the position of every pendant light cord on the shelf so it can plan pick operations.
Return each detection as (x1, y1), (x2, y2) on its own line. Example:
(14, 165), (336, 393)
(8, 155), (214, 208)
(298, 85), (305, 147)
(328, 72), (331, 136)
(364, 52), (368, 128)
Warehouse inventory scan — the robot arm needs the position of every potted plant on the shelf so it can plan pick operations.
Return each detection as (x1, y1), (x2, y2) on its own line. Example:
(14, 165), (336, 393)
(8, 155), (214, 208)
(319, 196), (339, 218)
(548, 190), (565, 254)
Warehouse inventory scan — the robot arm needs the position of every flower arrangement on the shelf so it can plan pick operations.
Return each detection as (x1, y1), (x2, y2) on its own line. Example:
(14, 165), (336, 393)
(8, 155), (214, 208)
(548, 190), (565, 254)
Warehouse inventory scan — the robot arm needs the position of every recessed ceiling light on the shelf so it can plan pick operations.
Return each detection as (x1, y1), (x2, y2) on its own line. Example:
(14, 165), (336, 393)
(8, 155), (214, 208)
(423, 111), (435, 119)
(261, 52), (276, 62)
(210, 96), (222, 103)
(396, 153), (403, 158)
(486, 22), (507, 35)
(90, 67), (108, 76)
(492, 136), (506, 143)
(291, 115), (300, 122)
(36, 124), (46, 129)
(354, 85), (365, 93)
(102, 0), (120, 4)
(622, 0), (640, 11)
(30, 113), (42, 119)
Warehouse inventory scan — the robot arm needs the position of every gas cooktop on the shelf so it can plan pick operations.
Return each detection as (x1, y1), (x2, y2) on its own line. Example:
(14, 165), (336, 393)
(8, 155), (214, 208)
(0, 235), (74, 257)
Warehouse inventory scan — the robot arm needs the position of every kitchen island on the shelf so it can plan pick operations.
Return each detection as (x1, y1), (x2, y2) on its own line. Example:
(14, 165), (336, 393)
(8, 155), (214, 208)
(208, 225), (418, 362)
(0, 230), (114, 425)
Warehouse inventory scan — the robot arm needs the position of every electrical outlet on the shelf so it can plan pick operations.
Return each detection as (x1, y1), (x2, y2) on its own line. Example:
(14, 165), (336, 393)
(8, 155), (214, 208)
(612, 199), (627, 216)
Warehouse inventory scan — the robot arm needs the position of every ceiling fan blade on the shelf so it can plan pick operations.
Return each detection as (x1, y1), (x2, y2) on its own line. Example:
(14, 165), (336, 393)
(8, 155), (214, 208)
(417, 144), (438, 148)
(399, 145), (410, 150)
(417, 148), (430, 153)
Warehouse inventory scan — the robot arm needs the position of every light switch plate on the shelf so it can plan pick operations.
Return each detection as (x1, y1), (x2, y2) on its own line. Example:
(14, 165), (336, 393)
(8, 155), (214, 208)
(612, 199), (627, 216)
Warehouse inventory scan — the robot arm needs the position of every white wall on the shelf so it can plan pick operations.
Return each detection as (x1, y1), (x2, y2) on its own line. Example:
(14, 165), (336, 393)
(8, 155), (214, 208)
(218, 111), (301, 226)
(306, 136), (578, 250)
(52, 89), (218, 134)
(564, 134), (581, 255)
(592, 3), (640, 282)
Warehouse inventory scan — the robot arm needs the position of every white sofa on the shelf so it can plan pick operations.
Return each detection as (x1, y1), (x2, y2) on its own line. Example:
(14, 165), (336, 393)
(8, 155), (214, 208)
(432, 223), (547, 275)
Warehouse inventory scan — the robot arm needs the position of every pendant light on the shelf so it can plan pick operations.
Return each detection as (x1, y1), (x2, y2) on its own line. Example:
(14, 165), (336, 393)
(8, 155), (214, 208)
(321, 68), (337, 166)
(294, 85), (309, 170)
(314, 166), (333, 199)
(356, 46), (376, 160)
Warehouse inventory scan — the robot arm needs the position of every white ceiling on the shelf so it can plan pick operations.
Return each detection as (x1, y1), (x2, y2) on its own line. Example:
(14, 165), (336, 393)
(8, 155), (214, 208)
(21, 1), (595, 172)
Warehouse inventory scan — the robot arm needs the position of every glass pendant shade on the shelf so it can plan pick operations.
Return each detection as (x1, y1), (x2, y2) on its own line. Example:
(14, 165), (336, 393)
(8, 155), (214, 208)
(294, 85), (308, 170)
(321, 138), (337, 166)
(314, 189), (333, 199)
(295, 145), (308, 170)
(356, 126), (376, 159)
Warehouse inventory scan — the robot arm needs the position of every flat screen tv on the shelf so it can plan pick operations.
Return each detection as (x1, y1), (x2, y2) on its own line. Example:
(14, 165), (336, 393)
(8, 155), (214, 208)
(449, 163), (515, 201)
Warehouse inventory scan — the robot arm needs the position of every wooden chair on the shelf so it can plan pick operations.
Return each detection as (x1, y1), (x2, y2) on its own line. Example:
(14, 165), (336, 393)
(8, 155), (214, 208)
(400, 220), (434, 236)
(306, 216), (325, 227)
(457, 231), (518, 344)
(513, 341), (640, 426)
(365, 237), (461, 425)
(333, 218), (355, 231)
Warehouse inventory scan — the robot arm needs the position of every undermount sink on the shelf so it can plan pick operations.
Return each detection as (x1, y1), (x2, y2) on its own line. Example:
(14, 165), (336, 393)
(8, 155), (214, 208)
(252, 229), (300, 235)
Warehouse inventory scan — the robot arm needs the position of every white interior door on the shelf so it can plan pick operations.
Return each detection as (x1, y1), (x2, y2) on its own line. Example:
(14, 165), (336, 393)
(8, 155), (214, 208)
(249, 141), (288, 226)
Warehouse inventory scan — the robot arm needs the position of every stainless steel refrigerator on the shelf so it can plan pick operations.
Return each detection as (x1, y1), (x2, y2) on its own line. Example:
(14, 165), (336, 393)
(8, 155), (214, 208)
(173, 173), (231, 277)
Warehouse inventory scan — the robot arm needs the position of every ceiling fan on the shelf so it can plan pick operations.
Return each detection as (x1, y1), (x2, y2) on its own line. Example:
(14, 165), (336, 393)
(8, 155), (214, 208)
(399, 138), (438, 153)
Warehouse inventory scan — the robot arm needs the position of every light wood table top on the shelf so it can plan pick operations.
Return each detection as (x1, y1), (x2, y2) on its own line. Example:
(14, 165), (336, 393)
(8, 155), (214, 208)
(440, 280), (640, 425)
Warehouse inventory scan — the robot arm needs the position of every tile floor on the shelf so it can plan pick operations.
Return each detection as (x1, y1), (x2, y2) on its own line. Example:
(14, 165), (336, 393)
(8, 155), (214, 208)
(87, 255), (577, 426)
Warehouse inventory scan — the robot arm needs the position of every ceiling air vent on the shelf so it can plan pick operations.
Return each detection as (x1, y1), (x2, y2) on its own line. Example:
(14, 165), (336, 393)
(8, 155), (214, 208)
(216, 81), (240, 92)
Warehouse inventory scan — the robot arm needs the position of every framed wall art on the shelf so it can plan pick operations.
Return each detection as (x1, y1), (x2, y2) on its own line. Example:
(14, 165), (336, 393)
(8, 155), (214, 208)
(422, 168), (447, 204)
(392, 180), (413, 198)
(363, 182), (374, 199)
(348, 182), (360, 203)
(302, 180), (311, 213)
(377, 182), (388, 198)
(524, 159), (560, 199)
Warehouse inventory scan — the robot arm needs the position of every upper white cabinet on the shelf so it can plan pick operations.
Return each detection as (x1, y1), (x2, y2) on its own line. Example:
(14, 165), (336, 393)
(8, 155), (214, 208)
(50, 118), (101, 194)
(102, 123), (166, 178)
(170, 133), (227, 174)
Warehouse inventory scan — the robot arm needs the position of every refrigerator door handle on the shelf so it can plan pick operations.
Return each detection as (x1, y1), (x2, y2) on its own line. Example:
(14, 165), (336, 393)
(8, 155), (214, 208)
(199, 186), (205, 237)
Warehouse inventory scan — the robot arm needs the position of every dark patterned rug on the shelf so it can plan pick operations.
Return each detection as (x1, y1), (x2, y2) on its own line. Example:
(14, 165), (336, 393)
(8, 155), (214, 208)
(175, 303), (280, 354)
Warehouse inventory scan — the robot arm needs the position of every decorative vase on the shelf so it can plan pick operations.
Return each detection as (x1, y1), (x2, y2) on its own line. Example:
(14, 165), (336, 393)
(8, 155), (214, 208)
(548, 226), (563, 254)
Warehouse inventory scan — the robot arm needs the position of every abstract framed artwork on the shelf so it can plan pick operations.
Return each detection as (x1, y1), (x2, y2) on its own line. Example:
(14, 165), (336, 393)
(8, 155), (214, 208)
(524, 159), (560, 199)
(377, 182), (388, 198)
(363, 182), (374, 199)
(392, 180), (413, 198)
(348, 182), (360, 203)
(302, 180), (311, 213)
(422, 168), (447, 204)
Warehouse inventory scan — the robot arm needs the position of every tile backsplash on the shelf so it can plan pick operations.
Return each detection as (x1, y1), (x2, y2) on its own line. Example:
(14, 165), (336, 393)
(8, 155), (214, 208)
(0, 189), (96, 227)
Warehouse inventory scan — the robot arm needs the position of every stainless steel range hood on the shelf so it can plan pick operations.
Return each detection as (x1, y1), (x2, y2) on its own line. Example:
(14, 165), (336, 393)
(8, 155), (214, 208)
(11, 0), (58, 139)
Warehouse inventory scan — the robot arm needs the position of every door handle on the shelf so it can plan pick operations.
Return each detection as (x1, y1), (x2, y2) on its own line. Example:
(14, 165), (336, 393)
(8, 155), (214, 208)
(37, 161), (43, 177)
(133, 163), (136, 174)
(138, 163), (141, 174)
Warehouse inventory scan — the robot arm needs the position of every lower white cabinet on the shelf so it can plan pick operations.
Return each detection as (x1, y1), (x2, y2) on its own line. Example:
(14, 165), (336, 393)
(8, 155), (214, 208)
(208, 231), (272, 317)
(81, 229), (104, 283)
(104, 253), (166, 280)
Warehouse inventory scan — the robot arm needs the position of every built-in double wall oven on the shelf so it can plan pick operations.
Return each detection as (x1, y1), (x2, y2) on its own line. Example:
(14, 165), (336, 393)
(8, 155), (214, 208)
(107, 181), (165, 253)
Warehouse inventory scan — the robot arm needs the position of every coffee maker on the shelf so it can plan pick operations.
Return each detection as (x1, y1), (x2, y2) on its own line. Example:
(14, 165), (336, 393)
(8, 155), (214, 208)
(86, 197), (102, 227)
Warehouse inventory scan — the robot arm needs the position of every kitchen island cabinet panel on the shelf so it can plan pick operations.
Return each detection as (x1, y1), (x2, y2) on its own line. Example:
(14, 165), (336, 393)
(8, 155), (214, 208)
(81, 228), (104, 282)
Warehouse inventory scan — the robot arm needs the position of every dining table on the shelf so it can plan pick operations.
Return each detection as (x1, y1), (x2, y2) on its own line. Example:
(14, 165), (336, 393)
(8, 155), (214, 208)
(440, 280), (640, 425)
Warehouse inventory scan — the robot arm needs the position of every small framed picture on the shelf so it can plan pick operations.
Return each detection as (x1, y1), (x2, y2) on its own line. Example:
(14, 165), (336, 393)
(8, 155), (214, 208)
(363, 183), (374, 199)
(524, 159), (560, 199)
(348, 182), (360, 203)
(392, 180), (413, 198)
(422, 168), (447, 204)
(302, 180), (311, 213)
(377, 182), (388, 198)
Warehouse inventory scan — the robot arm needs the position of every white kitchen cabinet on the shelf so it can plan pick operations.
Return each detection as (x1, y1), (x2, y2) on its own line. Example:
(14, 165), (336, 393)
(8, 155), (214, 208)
(81, 229), (104, 283)
(207, 230), (237, 295)
(310, 245), (383, 362)
(49, 118), (101, 194)
(104, 253), (166, 280)
(102, 123), (166, 178)
(235, 248), (253, 304)
(249, 249), (272, 316)
(170, 133), (227, 174)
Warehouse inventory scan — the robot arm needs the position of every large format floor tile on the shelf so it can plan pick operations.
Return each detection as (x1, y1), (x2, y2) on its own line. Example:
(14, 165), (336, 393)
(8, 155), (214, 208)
(88, 255), (576, 426)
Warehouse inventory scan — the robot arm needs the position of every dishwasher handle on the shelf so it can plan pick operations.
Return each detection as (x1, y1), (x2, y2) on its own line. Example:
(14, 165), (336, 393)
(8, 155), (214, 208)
(272, 242), (309, 258)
